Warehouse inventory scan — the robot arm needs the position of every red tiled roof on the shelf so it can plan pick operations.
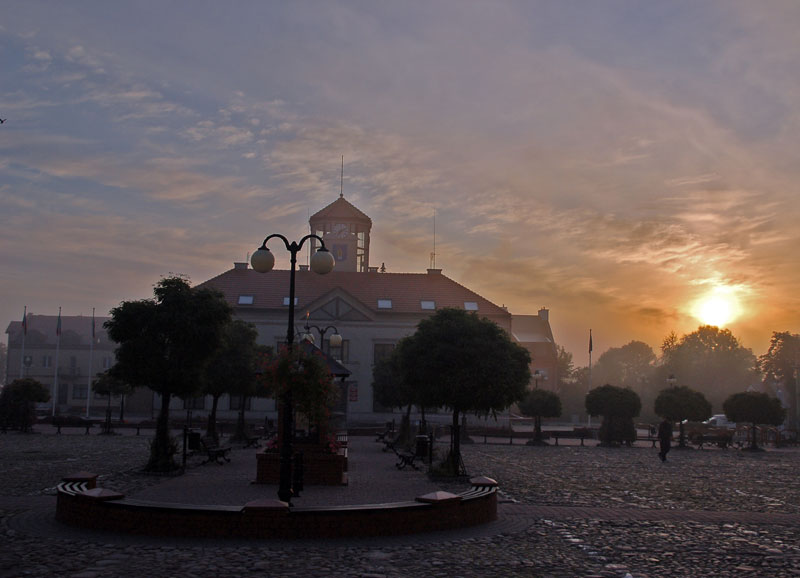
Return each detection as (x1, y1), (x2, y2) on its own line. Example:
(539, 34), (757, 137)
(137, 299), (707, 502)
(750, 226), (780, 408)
(198, 267), (509, 318)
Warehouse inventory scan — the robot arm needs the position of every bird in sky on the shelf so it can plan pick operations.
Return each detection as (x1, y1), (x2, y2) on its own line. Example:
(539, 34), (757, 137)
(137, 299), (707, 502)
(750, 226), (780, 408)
(0, 119), (6, 124)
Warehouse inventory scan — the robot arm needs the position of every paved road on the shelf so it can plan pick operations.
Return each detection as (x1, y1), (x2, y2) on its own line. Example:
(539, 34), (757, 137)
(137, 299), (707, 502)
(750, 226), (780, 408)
(1, 428), (799, 577)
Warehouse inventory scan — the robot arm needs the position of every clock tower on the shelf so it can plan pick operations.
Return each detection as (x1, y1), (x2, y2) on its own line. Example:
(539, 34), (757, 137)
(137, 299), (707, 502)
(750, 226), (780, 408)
(309, 196), (372, 272)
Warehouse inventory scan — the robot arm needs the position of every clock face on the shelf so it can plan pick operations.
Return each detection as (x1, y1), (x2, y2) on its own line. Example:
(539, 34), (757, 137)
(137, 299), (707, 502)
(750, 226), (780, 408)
(332, 223), (349, 238)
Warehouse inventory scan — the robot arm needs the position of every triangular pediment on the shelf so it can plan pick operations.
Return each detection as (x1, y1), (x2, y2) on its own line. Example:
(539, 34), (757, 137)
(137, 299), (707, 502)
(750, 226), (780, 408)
(304, 289), (373, 322)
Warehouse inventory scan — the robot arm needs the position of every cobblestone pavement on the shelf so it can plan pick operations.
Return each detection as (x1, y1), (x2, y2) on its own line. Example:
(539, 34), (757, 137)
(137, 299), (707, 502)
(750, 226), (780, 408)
(1, 430), (799, 577)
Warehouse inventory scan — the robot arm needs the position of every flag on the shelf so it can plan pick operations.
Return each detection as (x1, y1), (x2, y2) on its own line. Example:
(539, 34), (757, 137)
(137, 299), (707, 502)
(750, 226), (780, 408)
(56, 308), (62, 337)
(21, 306), (27, 336)
(589, 329), (593, 353)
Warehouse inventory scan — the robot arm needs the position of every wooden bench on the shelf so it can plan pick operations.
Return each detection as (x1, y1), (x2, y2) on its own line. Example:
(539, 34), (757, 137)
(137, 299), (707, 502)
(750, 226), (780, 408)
(394, 450), (420, 470)
(52, 416), (95, 435)
(691, 433), (732, 449)
(200, 436), (232, 464)
(637, 435), (659, 448)
(549, 429), (591, 446)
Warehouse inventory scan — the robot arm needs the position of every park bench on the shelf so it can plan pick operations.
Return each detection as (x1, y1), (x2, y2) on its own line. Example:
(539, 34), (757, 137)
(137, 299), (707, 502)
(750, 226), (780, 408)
(52, 416), (95, 435)
(691, 433), (732, 449)
(549, 428), (592, 446)
(636, 435), (659, 448)
(375, 425), (395, 443)
(200, 435), (232, 465)
(394, 446), (421, 470)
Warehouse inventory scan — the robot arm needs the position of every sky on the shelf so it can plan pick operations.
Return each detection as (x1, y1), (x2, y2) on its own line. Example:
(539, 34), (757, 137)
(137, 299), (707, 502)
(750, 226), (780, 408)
(2, 1), (800, 367)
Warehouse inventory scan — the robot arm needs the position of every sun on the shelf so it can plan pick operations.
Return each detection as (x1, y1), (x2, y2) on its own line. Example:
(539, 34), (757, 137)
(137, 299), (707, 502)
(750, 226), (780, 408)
(691, 289), (740, 327)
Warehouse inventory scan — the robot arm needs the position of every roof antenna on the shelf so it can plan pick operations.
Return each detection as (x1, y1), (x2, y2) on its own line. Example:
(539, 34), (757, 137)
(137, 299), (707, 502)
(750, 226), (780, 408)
(340, 155), (344, 198)
(429, 208), (436, 269)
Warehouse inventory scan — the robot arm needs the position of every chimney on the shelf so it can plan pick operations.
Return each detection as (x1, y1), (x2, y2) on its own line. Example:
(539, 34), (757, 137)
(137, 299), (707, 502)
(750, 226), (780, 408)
(234, 262), (248, 270)
(538, 307), (549, 322)
(427, 268), (442, 275)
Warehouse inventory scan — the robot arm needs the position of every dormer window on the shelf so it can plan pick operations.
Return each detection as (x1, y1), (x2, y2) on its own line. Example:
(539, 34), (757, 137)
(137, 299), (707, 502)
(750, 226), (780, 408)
(377, 299), (392, 309)
(420, 300), (436, 310)
(238, 295), (254, 305)
(283, 297), (298, 306)
(464, 301), (479, 311)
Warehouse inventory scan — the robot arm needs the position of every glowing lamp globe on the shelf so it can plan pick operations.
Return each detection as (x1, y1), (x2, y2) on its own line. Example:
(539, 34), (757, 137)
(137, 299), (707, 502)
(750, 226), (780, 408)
(310, 247), (335, 275)
(250, 247), (275, 273)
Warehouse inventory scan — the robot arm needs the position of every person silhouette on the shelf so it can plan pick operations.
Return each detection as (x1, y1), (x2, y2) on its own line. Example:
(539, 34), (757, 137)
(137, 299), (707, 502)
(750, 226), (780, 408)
(658, 418), (673, 462)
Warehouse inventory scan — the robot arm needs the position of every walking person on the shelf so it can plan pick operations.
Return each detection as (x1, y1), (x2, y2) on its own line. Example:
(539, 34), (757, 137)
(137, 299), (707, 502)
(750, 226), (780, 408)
(658, 418), (673, 462)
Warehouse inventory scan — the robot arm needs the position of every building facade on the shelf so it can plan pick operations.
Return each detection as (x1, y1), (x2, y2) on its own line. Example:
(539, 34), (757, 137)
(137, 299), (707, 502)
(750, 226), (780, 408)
(4, 196), (559, 425)
(199, 196), (559, 425)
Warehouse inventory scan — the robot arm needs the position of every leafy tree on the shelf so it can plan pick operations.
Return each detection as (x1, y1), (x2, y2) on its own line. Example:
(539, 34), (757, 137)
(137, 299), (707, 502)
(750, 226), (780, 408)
(757, 331), (799, 421)
(92, 371), (133, 431)
(723, 392), (786, 451)
(372, 343), (414, 445)
(654, 385), (712, 448)
(556, 345), (575, 389)
(0, 378), (50, 432)
(519, 388), (562, 444)
(586, 384), (641, 446)
(592, 341), (657, 421)
(202, 319), (259, 442)
(0, 343), (7, 386)
(659, 326), (759, 412)
(105, 276), (231, 472)
(258, 345), (337, 436)
(398, 308), (530, 473)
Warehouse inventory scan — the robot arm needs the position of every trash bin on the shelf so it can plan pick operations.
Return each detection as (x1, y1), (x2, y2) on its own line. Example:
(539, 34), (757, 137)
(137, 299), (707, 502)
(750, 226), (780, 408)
(187, 430), (201, 451)
(415, 435), (429, 460)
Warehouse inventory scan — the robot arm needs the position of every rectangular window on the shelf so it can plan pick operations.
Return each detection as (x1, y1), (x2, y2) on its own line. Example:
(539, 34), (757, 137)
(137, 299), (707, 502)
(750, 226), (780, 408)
(464, 301), (479, 311)
(42, 355), (52, 368)
(373, 343), (396, 364)
(102, 356), (113, 370)
(420, 300), (436, 310)
(72, 384), (88, 400)
(283, 297), (298, 306)
(229, 395), (252, 411)
(377, 299), (392, 309)
(238, 295), (254, 305)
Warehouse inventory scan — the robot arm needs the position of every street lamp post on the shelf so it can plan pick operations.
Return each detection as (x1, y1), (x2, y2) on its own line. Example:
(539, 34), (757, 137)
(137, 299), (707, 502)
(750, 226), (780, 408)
(251, 234), (335, 504)
(299, 321), (343, 355)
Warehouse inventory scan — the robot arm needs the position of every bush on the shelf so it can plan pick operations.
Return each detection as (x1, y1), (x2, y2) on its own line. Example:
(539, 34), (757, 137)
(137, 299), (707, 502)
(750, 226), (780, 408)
(0, 378), (50, 432)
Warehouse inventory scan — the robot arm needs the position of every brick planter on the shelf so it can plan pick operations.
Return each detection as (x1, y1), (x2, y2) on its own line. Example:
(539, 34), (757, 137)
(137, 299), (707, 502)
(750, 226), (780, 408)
(256, 444), (347, 485)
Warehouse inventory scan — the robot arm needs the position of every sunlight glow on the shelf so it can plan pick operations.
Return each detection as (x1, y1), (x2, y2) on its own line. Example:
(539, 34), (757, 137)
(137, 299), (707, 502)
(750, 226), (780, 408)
(691, 288), (741, 327)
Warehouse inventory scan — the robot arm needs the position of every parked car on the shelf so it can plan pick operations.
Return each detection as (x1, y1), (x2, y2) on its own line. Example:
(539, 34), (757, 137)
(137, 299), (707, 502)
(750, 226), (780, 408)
(702, 414), (737, 429)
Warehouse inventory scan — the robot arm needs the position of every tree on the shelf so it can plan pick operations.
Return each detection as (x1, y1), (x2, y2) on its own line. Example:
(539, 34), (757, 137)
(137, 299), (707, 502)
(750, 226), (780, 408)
(585, 384), (641, 446)
(757, 331), (799, 422)
(518, 389), (562, 445)
(258, 345), (338, 437)
(202, 319), (259, 442)
(0, 378), (50, 432)
(105, 276), (231, 472)
(372, 343), (415, 445)
(0, 343), (7, 386)
(659, 326), (759, 412)
(397, 308), (531, 473)
(723, 392), (786, 451)
(654, 385), (712, 448)
(92, 371), (133, 433)
(592, 341), (657, 421)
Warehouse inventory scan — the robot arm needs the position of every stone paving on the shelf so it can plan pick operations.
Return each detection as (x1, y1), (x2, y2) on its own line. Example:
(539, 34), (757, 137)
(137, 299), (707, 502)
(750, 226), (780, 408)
(1, 427), (799, 577)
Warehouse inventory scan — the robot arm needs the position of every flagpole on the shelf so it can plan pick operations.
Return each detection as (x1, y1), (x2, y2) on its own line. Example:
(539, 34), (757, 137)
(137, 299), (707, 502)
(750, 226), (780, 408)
(587, 329), (593, 428)
(86, 308), (95, 418)
(19, 306), (27, 379)
(52, 307), (61, 417)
